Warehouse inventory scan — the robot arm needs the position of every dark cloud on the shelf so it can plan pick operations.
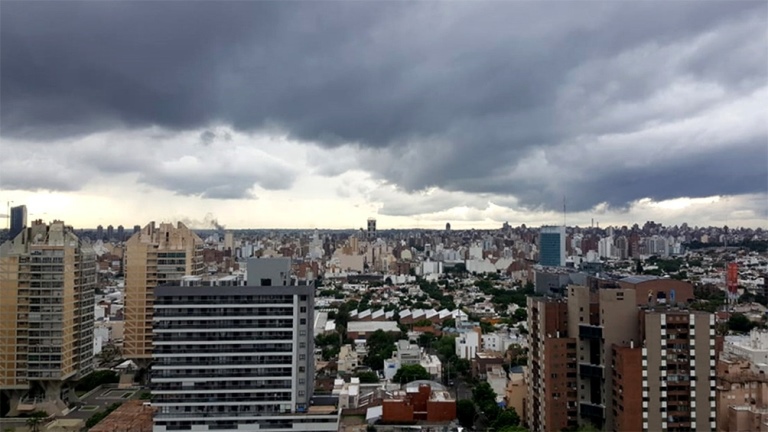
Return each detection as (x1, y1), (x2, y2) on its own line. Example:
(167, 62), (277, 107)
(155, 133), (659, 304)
(1, 1), (766, 211)
(200, 130), (216, 146)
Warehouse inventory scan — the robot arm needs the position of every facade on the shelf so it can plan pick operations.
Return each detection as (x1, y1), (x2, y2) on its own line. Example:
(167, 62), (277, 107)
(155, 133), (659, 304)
(9, 205), (27, 240)
(526, 296), (577, 432)
(539, 226), (565, 267)
(526, 281), (716, 432)
(716, 356), (768, 432)
(455, 326), (481, 360)
(382, 383), (456, 423)
(0, 220), (96, 415)
(151, 258), (338, 432)
(367, 218), (377, 239)
(506, 367), (527, 425)
(632, 310), (717, 432)
(124, 222), (204, 361)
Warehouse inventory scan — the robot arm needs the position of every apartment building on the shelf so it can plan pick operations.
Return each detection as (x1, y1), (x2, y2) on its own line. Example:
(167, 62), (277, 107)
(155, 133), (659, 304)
(151, 258), (339, 432)
(526, 281), (716, 432)
(0, 220), (96, 415)
(124, 221), (204, 362)
(526, 296), (577, 432)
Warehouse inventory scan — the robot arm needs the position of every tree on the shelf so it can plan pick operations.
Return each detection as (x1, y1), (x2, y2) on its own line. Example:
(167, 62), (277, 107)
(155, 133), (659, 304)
(25, 411), (47, 432)
(472, 381), (501, 421)
(393, 364), (431, 384)
(513, 308), (527, 323)
(728, 313), (756, 333)
(364, 329), (398, 370)
(493, 408), (521, 428)
(356, 371), (380, 383)
(456, 400), (476, 428)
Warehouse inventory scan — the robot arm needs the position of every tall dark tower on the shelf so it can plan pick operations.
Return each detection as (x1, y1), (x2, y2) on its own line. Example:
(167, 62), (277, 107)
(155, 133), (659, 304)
(367, 218), (376, 239)
(9, 205), (27, 239)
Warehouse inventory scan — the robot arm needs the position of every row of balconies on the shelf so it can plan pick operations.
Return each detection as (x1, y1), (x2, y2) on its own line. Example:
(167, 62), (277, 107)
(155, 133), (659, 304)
(153, 368), (291, 379)
(153, 356), (293, 366)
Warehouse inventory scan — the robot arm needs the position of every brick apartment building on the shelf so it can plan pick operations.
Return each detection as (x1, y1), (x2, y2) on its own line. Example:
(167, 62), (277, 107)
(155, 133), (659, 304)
(526, 278), (716, 432)
(382, 383), (456, 423)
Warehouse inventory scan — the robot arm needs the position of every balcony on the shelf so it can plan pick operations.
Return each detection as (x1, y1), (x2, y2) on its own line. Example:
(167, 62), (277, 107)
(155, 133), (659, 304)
(579, 324), (603, 340)
(579, 363), (604, 379)
(579, 401), (605, 421)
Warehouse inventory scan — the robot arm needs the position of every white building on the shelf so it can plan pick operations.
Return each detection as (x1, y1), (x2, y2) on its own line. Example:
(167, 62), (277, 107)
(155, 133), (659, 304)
(725, 329), (768, 365)
(455, 327), (481, 360)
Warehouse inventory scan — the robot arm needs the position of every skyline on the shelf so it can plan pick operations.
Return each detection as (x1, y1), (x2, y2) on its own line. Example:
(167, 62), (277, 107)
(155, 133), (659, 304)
(1, 2), (766, 229)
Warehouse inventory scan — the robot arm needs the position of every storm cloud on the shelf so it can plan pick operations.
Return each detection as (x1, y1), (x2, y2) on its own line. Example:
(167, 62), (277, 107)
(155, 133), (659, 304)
(1, 1), (766, 212)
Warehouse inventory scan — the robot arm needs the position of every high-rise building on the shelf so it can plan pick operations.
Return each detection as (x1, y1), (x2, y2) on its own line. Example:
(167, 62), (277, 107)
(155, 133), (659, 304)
(116, 225), (125, 241)
(96, 225), (104, 239)
(123, 222), (204, 362)
(151, 258), (338, 432)
(0, 220), (96, 415)
(367, 218), (377, 239)
(9, 205), (27, 240)
(526, 296), (577, 431)
(106, 225), (114, 240)
(224, 231), (234, 252)
(132, 225), (141, 235)
(526, 278), (715, 432)
(539, 225), (565, 267)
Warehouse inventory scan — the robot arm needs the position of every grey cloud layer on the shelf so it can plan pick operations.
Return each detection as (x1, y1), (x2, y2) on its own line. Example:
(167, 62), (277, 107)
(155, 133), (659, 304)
(1, 1), (766, 210)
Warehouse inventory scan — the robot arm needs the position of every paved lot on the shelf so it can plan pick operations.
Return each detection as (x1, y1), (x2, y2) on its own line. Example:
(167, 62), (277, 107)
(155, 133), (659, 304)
(67, 385), (144, 420)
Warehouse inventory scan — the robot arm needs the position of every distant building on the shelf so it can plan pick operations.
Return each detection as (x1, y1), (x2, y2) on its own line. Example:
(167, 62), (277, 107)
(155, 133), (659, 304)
(445, 222), (451, 231)
(539, 226), (565, 267)
(106, 224), (114, 240)
(9, 204), (27, 239)
(367, 218), (377, 239)
(116, 225), (124, 241)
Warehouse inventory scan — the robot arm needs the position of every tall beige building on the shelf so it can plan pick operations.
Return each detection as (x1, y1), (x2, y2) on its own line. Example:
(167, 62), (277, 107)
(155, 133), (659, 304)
(123, 222), (204, 361)
(0, 220), (96, 415)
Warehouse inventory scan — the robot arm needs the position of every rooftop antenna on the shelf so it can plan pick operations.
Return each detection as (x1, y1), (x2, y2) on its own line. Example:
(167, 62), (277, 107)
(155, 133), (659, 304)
(563, 196), (567, 228)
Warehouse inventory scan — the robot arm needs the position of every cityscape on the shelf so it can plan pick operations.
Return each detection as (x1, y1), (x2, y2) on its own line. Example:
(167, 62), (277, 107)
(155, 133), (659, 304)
(0, 206), (767, 432)
(1, 1), (767, 432)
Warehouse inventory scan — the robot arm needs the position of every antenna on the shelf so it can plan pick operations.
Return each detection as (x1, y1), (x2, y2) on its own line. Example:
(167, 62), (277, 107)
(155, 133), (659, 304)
(563, 196), (566, 227)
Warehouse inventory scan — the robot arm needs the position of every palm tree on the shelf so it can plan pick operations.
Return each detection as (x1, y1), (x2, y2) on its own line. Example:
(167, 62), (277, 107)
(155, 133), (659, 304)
(25, 411), (47, 432)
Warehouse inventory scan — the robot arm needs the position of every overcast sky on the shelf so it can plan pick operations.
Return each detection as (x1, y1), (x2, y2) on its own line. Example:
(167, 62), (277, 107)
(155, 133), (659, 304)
(1, 1), (766, 230)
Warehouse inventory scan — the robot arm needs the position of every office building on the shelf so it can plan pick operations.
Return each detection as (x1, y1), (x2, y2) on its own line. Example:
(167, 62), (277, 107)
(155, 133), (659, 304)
(123, 222), (204, 362)
(526, 280), (715, 432)
(107, 225), (114, 240)
(151, 258), (339, 432)
(117, 225), (125, 241)
(367, 218), (376, 239)
(539, 226), (565, 267)
(0, 220), (96, 415)
(9, 205), (27, 240)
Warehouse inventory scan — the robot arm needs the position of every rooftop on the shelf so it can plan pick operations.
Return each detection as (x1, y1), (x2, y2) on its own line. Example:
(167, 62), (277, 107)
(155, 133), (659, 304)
(88, 401), (154, 432)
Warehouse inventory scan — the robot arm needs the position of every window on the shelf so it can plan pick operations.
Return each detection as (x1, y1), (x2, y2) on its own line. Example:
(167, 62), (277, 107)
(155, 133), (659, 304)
(300, 295), (307, 301)
(300, 306), (307, 313)
(261, 278), (272, 286)
(300, 318), (307, 325)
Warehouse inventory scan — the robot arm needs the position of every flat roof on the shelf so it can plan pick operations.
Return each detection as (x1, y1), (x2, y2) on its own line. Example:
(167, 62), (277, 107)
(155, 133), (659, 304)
(348, 321), (400, 332)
